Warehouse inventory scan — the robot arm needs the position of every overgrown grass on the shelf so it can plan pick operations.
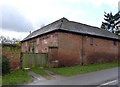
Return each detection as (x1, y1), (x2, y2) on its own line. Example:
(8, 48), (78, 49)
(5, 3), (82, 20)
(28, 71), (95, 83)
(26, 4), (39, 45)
(0, 76), (2, 87)
(2, 69), (31, 85)
(30, 67), (50, 77)
(45, 62), (118, 76)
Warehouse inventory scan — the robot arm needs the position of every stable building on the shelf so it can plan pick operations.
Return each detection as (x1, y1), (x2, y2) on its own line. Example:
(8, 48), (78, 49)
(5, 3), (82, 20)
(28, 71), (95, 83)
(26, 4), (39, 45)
(21, 18), (119, 67)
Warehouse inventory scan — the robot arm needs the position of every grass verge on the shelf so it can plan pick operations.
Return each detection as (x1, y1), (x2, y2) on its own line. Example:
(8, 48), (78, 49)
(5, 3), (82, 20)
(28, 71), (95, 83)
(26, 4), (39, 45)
(2, 69), (31, 85)
(44, 62), (118, 76)
(0, 76), (2, 87)
(30, 67), (50, 78)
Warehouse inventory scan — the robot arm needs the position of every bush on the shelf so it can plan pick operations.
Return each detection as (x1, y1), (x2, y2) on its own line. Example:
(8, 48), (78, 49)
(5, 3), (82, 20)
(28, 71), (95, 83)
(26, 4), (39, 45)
(2, 55), (10, 75)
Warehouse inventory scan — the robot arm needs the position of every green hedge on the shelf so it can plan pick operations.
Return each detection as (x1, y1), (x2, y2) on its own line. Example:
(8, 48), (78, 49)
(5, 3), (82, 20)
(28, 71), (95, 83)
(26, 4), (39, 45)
(2, 55), (10, 75)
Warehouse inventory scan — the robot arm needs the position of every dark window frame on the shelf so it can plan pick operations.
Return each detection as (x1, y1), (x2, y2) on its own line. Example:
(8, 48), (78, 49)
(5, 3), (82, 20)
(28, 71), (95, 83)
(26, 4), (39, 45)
(90, 37), (93, 45)
(113, 41), (116, 46)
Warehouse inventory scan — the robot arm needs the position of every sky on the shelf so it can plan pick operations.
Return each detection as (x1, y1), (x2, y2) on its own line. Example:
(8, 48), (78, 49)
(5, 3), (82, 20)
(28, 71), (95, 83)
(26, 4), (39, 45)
(0, 0), (120, 40)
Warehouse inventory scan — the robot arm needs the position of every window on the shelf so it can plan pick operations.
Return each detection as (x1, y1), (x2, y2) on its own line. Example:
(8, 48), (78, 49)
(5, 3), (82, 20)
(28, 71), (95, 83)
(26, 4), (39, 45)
(45, 48), (47, 50)
(113, 41), (116, 46)
(90, 37), (93, 45)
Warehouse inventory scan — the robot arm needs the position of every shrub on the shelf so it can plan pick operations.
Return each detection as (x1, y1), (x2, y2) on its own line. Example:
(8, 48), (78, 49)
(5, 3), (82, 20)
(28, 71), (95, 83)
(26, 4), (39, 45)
(2, 55), (10, 75)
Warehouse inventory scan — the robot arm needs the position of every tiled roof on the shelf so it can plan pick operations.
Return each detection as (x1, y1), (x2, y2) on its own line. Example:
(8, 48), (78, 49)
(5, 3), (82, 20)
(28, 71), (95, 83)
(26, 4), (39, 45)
(22, 18), (119, 41)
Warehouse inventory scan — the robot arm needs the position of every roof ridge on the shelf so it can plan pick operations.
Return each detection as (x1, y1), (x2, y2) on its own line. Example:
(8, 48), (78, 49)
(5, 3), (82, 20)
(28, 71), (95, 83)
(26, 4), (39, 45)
(59, 17), (69, 29)
(30, 17), (68, 34)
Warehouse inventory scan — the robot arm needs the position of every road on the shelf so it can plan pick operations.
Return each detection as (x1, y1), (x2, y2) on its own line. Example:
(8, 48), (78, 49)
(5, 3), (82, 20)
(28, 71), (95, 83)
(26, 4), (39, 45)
(27, 67), (119, 86)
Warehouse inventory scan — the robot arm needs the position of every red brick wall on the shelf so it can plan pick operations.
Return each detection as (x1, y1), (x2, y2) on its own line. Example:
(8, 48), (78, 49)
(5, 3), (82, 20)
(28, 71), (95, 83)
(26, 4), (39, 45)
(82, 36), (118, 64)
(21, 31), (119, 67)
(21, 32), (58, 53)
(57, 32), (82, 66)
(47, 47), (59, 67)
(38, 32), (58, 53)
(2, 46), (21, 69)
(21, 42), (27, 52)
(57, 32), (119, 66)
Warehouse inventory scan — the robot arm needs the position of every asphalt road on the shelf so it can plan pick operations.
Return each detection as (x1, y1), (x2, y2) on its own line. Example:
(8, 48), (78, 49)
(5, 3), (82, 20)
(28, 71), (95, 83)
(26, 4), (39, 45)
(27, 67), (119, 86)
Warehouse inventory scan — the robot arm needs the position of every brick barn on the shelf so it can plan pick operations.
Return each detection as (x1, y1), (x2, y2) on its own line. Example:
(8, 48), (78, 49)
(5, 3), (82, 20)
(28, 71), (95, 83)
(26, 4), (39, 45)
(21, 18), (120, 67)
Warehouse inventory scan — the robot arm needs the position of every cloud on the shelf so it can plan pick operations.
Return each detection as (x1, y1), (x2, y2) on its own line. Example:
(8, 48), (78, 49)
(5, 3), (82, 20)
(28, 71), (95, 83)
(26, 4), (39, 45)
(0, 0), (118, 38)
(0, 0), (87, 39)
(84, 0), (119, 8)
(3, 0), (86, 29)
(1, 4), (33, 32)
(0, 29), (29, 40)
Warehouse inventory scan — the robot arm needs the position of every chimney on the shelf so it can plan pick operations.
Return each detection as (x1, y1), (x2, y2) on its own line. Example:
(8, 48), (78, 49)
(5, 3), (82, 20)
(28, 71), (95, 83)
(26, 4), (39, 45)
(29, 31), (31, 34)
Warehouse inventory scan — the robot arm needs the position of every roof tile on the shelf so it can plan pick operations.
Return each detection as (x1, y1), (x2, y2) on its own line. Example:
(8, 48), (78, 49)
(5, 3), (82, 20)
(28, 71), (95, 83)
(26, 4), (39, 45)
(22, 18), (119, 41)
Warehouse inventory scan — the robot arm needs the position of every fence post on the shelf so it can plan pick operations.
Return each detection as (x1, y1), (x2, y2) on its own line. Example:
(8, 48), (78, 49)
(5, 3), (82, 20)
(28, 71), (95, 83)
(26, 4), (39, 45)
(20, 52), (23, 69)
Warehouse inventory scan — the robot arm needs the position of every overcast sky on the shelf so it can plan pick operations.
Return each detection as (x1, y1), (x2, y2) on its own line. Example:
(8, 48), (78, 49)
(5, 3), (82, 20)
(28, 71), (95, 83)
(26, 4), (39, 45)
(0, 0), (119, 40)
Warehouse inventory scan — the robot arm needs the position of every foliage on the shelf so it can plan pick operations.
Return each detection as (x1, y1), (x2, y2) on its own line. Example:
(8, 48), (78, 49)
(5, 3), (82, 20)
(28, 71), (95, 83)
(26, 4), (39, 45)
(48, 45), (58, 48)
(0, 76), (2, 86)
(0, 36), (20, 44)
(2, 69), (31, 85)
(2, 55), (10, 75)
(15, 41), (21, 45)
(101, 12), (120, 35)
(45, 62), (118, 76)
(3, 45), (21, 52)
(32, 45), (35, 53)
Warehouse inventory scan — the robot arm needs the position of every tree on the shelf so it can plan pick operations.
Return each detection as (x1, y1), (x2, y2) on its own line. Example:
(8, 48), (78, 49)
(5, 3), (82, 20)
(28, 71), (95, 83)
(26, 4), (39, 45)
(11, 38), (18, 44)
(114, 11), (120, 35)
(15, 41), (21, 45)
(0, 36), (20, 44)
(0, 36), (8, 44)
(101, 12), (120, 35)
